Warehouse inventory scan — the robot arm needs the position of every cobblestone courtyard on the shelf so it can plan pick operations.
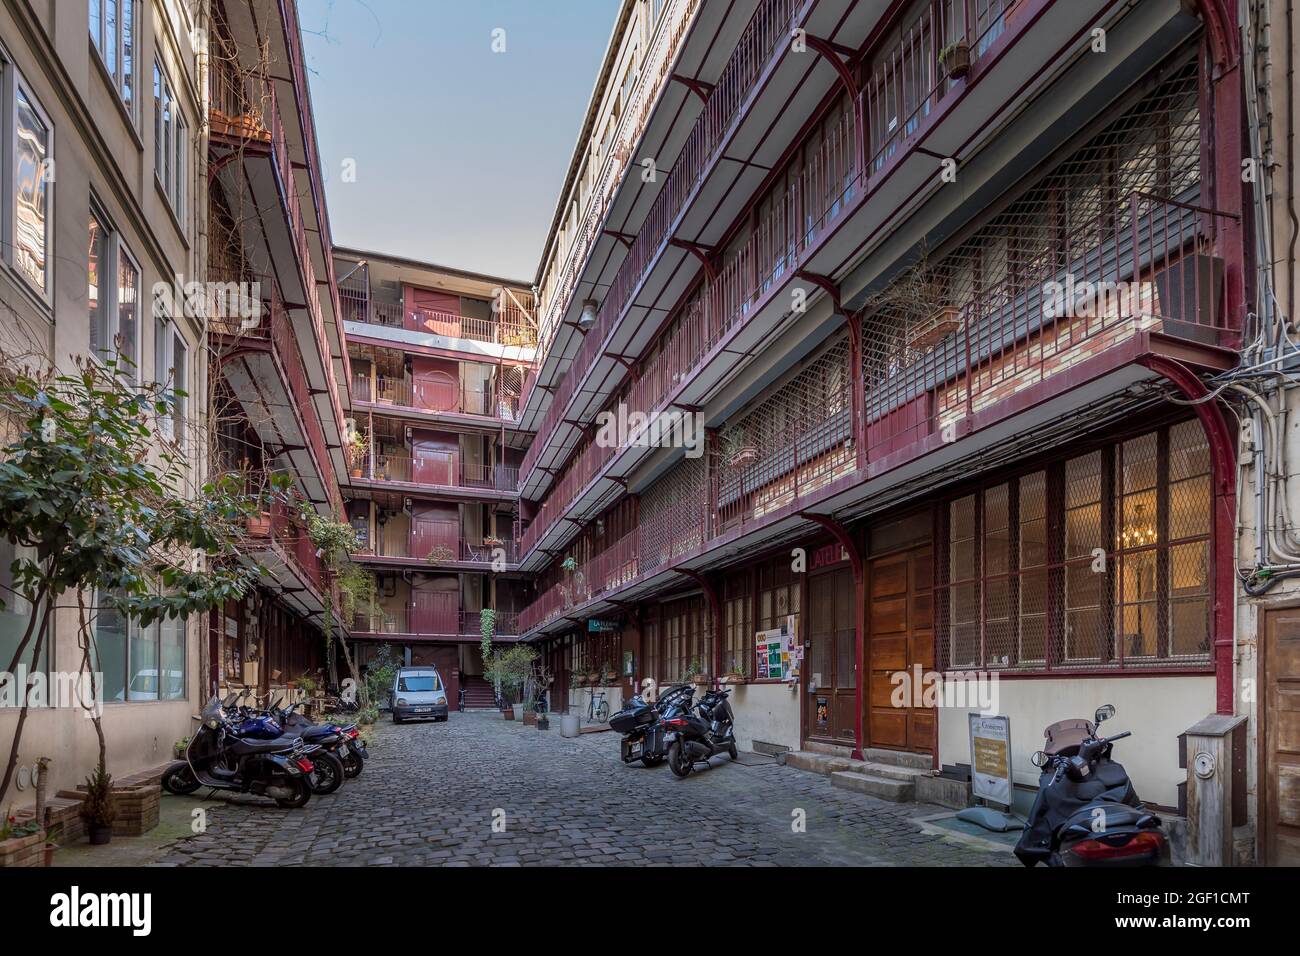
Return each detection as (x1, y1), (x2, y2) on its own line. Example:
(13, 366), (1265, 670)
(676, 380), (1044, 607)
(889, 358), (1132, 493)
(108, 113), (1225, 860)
(158, 712), (1017, 866)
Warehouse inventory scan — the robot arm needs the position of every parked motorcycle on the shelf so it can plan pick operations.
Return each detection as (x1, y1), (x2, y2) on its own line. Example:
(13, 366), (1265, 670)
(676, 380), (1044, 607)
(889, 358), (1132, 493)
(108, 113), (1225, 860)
(1015, 704), (1168, 867)
(611, 683), (696, 768)
(663, 686), (739, 777)
(273, 699), (369, 779)
(223, 696), (348, 794)
(161, 697), (317, 807)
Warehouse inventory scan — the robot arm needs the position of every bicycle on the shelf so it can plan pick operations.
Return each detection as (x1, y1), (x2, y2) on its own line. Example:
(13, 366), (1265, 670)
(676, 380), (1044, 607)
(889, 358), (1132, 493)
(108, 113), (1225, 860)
(587, 687), (609, 723)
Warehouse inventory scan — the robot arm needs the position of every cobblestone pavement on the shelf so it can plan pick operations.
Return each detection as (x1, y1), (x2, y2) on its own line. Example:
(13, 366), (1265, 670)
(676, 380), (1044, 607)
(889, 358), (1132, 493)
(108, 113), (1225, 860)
(158, 712), (1017, 866)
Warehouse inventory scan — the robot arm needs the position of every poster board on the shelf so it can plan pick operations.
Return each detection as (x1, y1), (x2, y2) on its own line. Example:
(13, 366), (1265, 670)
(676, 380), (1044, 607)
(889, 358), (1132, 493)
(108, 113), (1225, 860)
(968, 714), (1013, 807)
(755, 615), (800, 681)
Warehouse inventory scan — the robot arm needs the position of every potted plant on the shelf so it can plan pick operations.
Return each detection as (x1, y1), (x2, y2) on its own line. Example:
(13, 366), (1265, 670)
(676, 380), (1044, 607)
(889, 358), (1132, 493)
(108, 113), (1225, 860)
(940, 39), (971, 79)
(348, 433), (369, 478)
(587, 666), (602, 686)
(79, 765), (117, 846)
(173, 736), (191, 760)
(245, 509), (272, 536)
(601, 660), (618, 684)
(908, 304), (963, 350)
(721, 430), (758, 467)
(685, 657), (710, 687)
(561, 555), (577, 572)
(42, 824), (62, 867)
(721, 656), (748, 684)
(0, 811), (44, 868)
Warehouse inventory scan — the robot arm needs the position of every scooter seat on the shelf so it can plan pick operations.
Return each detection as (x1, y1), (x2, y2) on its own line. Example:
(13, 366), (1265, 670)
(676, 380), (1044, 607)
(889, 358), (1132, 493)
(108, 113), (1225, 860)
(1059, 800), (1148, 835)
(228, 734), (301, 755)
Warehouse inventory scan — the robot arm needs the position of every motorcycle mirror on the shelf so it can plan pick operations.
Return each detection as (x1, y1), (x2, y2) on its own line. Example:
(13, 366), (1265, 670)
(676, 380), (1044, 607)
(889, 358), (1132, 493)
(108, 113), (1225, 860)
(1094, 704), (1116, 725)
(1030, 750), (1048, 768)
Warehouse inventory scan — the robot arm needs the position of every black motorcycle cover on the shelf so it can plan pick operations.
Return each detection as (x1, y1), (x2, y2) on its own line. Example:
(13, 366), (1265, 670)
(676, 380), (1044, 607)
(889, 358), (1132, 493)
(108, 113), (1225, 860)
(1014, 757), (1137, 866)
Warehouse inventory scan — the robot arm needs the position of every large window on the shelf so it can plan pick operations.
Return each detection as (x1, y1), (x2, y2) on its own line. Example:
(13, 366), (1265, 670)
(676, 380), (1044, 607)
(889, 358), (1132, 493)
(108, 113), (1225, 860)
(89, 203), (141, 369)
(153, 60), (187, 220)
(937, 421), (1212, 672)
(10, 70), (52, 295)
(95, 589), (188, 702)
(90, 0), (138, 117)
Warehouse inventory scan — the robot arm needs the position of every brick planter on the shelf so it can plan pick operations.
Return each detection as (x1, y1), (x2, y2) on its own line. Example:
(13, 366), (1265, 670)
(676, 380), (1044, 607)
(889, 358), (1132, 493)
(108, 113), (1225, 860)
(112, 785), (161, 836)
(0, 830), (46, 868)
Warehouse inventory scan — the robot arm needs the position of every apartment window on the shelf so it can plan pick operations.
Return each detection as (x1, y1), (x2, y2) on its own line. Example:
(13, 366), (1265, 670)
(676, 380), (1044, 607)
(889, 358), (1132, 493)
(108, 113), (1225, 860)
(95, 589), (187, 702)
(936, 421), (1212, 672)
(88, 203), (141, 369)
(154, 60), (187, 220)
(9, 70), (52, 296)
(154, 314), (188, 442)
(0, 540), (47, 704)
(90, 0), (138, 117)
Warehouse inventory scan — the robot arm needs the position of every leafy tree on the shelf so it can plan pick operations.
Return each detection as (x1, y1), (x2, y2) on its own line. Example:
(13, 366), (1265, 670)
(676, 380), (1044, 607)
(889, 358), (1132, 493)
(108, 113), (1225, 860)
(0, 355), (270, 805)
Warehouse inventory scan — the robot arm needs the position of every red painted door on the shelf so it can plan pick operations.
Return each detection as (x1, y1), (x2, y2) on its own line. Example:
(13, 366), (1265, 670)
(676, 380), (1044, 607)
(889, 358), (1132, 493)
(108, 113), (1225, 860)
(412, 429), (459, 486)
(410, 580), (459, 635)
(411, 356), (460, 412)
(405, 287), (461, 336)
(410, 503), (459, 561)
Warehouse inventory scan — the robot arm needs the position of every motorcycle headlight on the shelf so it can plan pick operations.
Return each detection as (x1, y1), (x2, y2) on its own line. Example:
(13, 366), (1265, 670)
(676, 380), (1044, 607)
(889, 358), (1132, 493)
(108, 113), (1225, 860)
(206, 718), (219, 729)
(397, 698), (408, 707)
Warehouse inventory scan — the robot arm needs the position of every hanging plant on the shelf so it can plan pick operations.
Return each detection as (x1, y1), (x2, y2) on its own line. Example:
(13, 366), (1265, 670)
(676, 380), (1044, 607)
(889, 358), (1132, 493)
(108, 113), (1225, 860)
(561, 555), (577, 572)
(479, 607), (497, 662)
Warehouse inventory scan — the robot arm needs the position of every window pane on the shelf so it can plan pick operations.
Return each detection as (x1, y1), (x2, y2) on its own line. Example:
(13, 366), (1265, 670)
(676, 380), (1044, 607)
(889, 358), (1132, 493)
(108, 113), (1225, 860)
(128, 618), (159, 700)
(154, 63), (162, 172)
(1064, 452), (1103, 557)
(160, 614), (186, 699)
(984, 484), (1009, 574)
(15, 87), (50, 292)
(122, 0), (135, 110)
(89, 214), (107, 356)
(1019, 471), (1047, 567)
(118, 252), (139, 368)
(90, 1), (103, 51)
(95, 601), (128, 703)
(173, 334), (187, 441)
(105, 0), (118, 76)
(0, 541), (46, 698)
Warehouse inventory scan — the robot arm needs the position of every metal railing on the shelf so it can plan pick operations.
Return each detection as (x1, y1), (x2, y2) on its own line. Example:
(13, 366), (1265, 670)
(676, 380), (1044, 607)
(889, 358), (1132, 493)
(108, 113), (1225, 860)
(526, 0), (801, 479)
(352, 373), (521, 421)
(347, 452), (519, 492)
(521, 191), (1236, 632)
(354, 607), (520, 637)
(210, 271), (342, 515)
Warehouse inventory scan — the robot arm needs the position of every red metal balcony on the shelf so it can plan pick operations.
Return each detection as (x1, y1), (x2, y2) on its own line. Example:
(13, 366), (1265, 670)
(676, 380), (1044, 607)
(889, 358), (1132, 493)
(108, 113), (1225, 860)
(526, 0), (801, 481)
(360, 518), (521, 568)
(211, 273), (342, 516)
(346, 452), (519, 494)
(352, 604), (520, 639)
(352, 373), (520, 422)
(520, 190), (1238, 633)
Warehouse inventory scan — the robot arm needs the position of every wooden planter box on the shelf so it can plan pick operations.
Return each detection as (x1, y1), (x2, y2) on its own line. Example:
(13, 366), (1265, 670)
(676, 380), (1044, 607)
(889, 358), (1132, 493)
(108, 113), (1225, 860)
(0, 830), (45, 868)
(908, 306), (962, 350)
(941, 41), (971, 79)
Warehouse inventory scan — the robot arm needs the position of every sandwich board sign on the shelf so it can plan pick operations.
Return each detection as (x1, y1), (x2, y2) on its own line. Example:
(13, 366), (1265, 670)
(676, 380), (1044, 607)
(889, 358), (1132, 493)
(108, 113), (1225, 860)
(968, 714), (1013, 808)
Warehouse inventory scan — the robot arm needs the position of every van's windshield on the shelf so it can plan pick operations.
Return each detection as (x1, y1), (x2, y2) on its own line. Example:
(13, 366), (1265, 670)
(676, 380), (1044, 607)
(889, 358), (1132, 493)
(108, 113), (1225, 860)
(398, 674), (441, 692)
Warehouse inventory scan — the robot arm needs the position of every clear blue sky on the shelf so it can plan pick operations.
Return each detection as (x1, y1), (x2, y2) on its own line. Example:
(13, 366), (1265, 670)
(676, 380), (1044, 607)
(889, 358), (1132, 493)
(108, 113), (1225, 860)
(299, 0), (621, 282)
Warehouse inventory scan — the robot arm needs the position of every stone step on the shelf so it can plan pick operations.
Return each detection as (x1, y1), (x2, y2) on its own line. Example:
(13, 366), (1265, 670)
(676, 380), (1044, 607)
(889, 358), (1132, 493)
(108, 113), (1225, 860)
(801, 740), (855, 758)
(830, 770), (915, 802)
(860, 760), (930, 783)
(861, 747), (932, 770)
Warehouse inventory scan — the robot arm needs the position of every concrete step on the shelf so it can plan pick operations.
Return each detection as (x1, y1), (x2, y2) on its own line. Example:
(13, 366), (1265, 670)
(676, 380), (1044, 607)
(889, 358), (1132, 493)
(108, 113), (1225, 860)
(861, 747), (932, 770)
(830, 770), (915, 802)
(860, 760), (930, 783)
(801, 740), (855, 758)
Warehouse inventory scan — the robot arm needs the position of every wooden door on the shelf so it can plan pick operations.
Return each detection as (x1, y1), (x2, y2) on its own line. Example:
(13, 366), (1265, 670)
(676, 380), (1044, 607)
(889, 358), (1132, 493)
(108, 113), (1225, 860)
(866, 546), (934, 753)
(412, 431), (458, 485)
(805, 568), (856, 744)
(1263, 608), (1300, 864)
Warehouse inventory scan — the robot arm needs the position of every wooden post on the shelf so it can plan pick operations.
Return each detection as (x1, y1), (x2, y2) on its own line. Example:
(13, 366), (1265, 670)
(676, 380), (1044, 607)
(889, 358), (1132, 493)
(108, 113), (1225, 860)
(1183, 713), (1247, 866)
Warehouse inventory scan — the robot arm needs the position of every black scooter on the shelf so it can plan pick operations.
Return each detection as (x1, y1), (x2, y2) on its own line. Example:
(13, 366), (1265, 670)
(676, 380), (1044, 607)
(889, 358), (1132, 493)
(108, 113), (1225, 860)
(663, 686), (738, 777)
(161, 697), (318, 807)
(611, 683), (696, 768)
(1015, 704), (1168, 867)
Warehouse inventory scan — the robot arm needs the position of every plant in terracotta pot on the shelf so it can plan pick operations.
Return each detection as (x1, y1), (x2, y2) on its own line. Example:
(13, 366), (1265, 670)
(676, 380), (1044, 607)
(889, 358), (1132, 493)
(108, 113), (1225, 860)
(79, 765), (116, 846)
(601, 660), (618, 685)
(685, 657), (710, 687)
(42, 823), (62, 867)
(721, 656), (748, 684)
(245, 509), (273, 536)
